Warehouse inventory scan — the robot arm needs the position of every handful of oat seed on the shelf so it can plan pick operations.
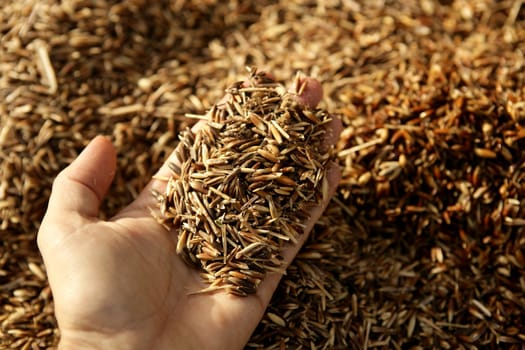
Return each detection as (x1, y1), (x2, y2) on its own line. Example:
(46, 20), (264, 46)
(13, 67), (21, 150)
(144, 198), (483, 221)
(154, 69), (335, 296)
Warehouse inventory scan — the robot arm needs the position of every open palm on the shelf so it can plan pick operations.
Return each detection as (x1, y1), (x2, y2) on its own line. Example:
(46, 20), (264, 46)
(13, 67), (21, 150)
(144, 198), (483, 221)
(38, 78), (341, 350)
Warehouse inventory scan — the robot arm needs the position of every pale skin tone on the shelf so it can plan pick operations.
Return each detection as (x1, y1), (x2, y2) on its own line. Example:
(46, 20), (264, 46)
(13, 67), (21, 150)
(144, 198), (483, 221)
(37, 76), (342, 350)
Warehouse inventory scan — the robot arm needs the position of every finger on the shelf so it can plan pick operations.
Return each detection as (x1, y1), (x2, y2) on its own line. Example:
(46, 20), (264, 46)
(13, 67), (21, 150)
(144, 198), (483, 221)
(38, 136), (116, 249)
(289, 76), (323, 109)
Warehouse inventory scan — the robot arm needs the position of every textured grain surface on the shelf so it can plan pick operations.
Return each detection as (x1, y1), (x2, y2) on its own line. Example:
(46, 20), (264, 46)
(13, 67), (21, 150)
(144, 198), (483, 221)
(154, 71), (335, 296)
(1, 0), (524, 348)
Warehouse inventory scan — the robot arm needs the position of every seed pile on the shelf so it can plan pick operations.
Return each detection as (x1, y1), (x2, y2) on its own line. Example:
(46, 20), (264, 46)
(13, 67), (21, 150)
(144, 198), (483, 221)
(154, 70), (334, 295)
(2, 0), (525, 349)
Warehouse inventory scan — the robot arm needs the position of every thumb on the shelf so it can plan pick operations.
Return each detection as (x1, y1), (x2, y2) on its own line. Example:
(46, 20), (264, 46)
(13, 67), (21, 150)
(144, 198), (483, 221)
(38, 136), (116, 250)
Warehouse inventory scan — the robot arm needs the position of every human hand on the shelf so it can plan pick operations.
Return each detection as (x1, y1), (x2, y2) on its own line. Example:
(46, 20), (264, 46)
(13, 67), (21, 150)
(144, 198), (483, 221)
(37, 75), (342, 350)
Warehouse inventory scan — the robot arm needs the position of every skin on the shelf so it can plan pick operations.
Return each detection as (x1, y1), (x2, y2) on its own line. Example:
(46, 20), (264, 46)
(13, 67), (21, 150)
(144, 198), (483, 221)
(37, 75), (342, 350)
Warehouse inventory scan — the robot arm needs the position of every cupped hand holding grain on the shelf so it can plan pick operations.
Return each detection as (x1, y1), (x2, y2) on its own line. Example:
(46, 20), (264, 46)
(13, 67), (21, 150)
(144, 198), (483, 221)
(38, 73), (341, 350)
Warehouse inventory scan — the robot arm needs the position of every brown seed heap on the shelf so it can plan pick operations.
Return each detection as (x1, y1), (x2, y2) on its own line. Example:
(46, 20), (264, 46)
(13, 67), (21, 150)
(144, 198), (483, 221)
(154, 71), (334, 295)
(2, 0), (525, 348)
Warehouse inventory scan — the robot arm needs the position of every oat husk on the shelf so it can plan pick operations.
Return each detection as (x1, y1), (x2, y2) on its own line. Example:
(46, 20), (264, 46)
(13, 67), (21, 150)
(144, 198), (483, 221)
(1, 0), (524, 349)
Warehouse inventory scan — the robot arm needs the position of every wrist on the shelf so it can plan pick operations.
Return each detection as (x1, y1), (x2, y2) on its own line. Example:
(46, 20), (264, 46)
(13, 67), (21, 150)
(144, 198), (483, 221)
(58, 331), (145, 350)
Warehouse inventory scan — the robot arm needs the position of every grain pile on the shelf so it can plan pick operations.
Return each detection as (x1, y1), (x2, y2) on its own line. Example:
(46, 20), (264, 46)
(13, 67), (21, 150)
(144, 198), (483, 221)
(1, 0), (524, 349)
(154, 69), (335, 296)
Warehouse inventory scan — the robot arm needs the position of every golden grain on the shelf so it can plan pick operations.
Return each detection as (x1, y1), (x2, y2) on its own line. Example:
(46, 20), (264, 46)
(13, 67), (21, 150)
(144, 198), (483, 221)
(3, 1), (525, 348)
(153, 71), (334, 296)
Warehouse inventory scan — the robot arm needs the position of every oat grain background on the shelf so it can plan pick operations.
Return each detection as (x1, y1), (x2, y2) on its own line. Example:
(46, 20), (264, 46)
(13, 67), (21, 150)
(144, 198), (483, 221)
(1, 0), (524, 349)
